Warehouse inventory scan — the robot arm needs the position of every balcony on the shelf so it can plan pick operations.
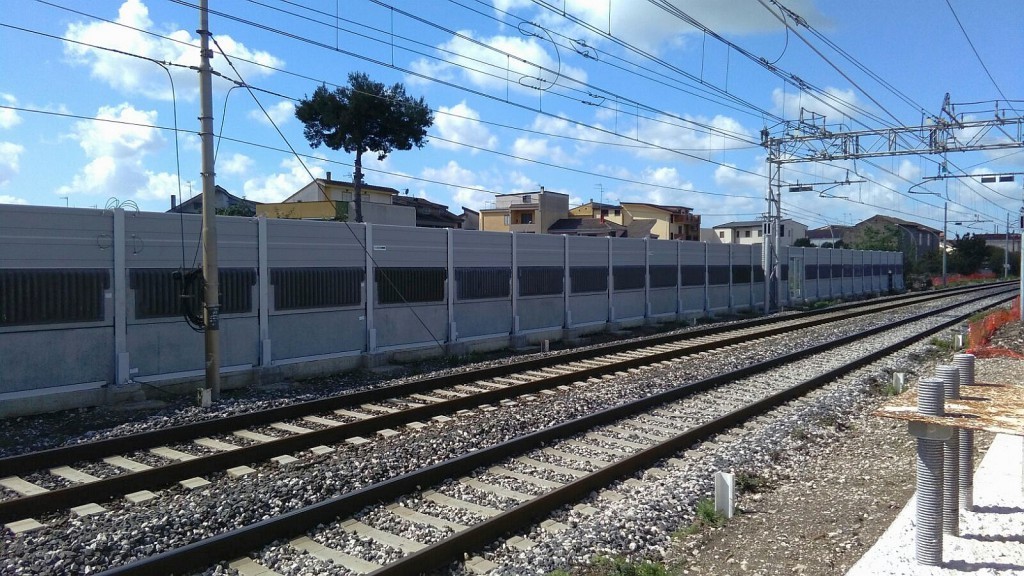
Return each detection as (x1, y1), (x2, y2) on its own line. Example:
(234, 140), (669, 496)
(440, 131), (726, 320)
(510, 223), (540, 233)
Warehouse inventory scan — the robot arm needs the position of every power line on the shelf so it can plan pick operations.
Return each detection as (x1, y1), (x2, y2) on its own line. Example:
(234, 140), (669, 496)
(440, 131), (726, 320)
(943, 0), (1021, 116)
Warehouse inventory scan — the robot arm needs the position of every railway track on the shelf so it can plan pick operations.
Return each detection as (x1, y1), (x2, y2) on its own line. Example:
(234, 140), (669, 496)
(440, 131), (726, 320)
(0, 284), (1014, 575)
(0, 285), (998, 522)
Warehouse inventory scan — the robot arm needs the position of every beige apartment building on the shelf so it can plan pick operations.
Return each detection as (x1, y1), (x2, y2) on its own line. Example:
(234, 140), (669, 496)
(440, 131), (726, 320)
(478, 189), (570, 233)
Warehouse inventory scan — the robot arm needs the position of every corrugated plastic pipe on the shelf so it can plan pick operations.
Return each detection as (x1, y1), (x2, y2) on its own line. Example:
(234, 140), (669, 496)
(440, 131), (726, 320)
(916, 376), (945, 566)
(937, 364), (960, 535)
(952, 353), (975, 510)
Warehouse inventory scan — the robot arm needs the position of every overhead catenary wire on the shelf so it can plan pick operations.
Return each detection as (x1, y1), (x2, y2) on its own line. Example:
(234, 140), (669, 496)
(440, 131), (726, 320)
(207, 33), (452, 353)
(23, 0), (768, 181)
(943, 0), (1021, 116)
(12, 0), (1021, 229)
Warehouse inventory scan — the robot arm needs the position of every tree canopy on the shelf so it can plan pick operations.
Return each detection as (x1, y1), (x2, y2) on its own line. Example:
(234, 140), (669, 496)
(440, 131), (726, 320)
(949, 233), (988, 274)
(295, 72), (433, 222)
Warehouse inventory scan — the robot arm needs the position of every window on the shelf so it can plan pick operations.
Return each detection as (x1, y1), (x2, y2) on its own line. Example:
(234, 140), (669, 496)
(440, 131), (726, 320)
(130, 268), (255, 319)
(503, 214), (510, 226)
(718, 231), (725, 239)
(570, 267), (608, 293)
(744, 230), (751, 238)
(613, 266), (645, 291)
(522, 195), (531, 203)
(600, 209), (608, 217)
(649, 265), (677, 288)
(520, 212), (534, 225)
(680, 265), (705, 286)
(707, 265), (730, 285)
(377, 268), (446, 304)
(781, 224), (787, 237)
(614, 209), (621, 216)
(758, 230), (763, 237)
(271, 267), (363, 310)
(455, 268), (510, 300)
(1, 269), (109, 326)
(732, 265), (752, 283)
(518, 267), (563, 296)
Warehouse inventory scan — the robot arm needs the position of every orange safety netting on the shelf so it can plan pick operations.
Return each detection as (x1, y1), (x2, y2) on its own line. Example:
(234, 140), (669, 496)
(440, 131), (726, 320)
(930, 272), (998, 287)
(966, 296), (1024, 359)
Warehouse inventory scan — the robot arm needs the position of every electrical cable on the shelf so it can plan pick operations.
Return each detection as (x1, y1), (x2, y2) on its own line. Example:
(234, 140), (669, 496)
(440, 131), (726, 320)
(943, 0), (1021, 116)
(211, 33), (449, 352)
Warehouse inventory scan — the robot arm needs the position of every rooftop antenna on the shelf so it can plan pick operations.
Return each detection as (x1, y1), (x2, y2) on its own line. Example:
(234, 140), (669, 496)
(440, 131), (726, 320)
(595, 183), (604, 205)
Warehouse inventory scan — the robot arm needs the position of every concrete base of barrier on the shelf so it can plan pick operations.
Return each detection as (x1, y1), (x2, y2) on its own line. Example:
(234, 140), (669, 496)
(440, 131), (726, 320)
(0, 380), (146, 419)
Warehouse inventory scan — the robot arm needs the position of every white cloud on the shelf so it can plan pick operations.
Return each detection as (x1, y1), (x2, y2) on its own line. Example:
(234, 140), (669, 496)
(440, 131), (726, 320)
(220, 153), (254, 176)
(242, 157), (323, 203)
(409, 31), (587, 93)
(76, 104), (162, 159)
(0, 94), (21, 129)
(421, 161), (491, 207)
(633, 113), (754, 162)
(249, 101), (294, 127)
(771, 86), (862, 122)
(715, 162), (766, 192)
(511, 136), (575, 166)
(56, 103), (185, 202)
(0, 142), (24, 186)
(63, 0), (283, 101)
(0, 195), (28, 205)
(433, 101), (498, 153)
(502, 0), (827, 53)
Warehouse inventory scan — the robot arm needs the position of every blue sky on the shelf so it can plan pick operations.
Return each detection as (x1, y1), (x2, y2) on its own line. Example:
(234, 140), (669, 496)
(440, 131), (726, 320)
(1, 0), (1022, 233)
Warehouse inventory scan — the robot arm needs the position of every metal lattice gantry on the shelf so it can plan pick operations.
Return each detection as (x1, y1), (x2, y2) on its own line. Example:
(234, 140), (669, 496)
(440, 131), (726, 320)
(760, 96), (1024, 312)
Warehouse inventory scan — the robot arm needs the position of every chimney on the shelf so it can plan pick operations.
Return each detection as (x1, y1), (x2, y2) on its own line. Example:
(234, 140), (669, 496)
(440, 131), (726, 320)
(171, 194), (177, 210)
(540, 185), (545, 192)
(326, 171), (331, 181)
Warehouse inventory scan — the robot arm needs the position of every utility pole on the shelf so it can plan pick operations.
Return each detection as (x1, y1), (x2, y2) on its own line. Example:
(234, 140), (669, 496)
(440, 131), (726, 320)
(763, 97), (1024, 309)
(198, 0), (221, 401)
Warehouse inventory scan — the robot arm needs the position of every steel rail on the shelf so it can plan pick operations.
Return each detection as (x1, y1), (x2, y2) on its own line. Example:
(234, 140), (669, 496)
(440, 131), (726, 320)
(0, 284), (1009, 523)
(93, 288), (1015, 576)
(0, 285), (1007, 523)
(0, 282), (1000, 477)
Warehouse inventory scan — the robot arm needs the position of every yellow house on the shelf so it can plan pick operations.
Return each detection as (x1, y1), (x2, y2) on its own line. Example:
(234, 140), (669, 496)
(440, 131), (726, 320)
(619, 203), (701, 241)
(479, 189), (570, 233)
(568, 201), (625, 224)
(256, 172), (414, 225)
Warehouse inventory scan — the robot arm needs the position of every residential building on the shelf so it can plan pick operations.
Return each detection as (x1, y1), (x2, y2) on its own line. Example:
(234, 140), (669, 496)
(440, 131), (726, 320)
(619, 203), (701, 241)
(460, 207), (480, 231)
(569, 201), (624, 222)
(478, 188), (569, 233)
(973, 232), (1021, 254)
(255, 172), (414, 226)
(547, 217), (629, 237)
(168, 185), (257, 215)
(851, 215), (941, 253)
(391, 195), (463, 228)
(806, 225), (853, 247)
(569, 201), (700, 240)
(713, 219), (807, 246)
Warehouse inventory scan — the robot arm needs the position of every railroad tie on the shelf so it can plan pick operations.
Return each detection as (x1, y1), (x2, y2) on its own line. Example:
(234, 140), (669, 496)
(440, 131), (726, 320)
(385, 503), (468, 532)
(488, 466), (562, 490)
(289, 536), (381, 574)
(340, 519), (427, 554)
(49, 466), (101, 484)
(228, 557), (285, 576)
(0, 476), (49, 497)
(459, 477), (534, 502)
(103, 456), (153, 473)
(516, 456), (588, 478)
(421, 490), (502, 518)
